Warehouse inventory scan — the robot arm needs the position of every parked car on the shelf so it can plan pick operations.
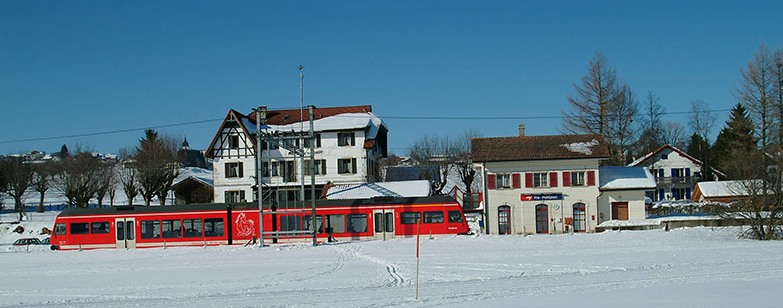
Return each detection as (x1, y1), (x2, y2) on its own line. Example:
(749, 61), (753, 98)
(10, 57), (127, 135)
(13, 238), (42, 246)
(41, 237), (50, 245)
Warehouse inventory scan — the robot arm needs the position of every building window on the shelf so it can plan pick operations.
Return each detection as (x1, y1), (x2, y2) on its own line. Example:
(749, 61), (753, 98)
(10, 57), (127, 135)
(533, 173), (548, 188)
(671, 168), (685, 177)
(496, 174), (511, 189)
(225, 162), (243, 178)
(283, 161), (296, 182)
(225, 190), (245, 203)
(661, 153), (668, 160)
(271, 161), (280, 176)
(338, 132), (355, 146)
(570, 171), (586, 186)
(228, 135), (239, 149)
(305, 159), (327, 175)
(338, 158), (357, 174)
(303, 134), (322, 148)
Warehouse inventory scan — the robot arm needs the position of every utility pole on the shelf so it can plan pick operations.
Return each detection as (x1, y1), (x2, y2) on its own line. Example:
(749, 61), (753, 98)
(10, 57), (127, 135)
(256, 106), (267, 247)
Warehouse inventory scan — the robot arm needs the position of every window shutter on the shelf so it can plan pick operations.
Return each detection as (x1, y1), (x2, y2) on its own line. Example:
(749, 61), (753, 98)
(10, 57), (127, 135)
(525, 173), (533, 188)
(562, 172), (571, 187)
(512, 173), (521, 189)
(239, 162), (244, 178)
(488, 174), (497, 189)
(685, 168), (691, 176)
(224, 191), (230, 203)
(224, 163), (230, 178)
(587, 170), (596, 186)
(549, 172), (558, 187)
(658, 169), (664, 177)
(671, 168), (676, 177)
(350, 132), (356, 146)
(351, 158), (357, 173)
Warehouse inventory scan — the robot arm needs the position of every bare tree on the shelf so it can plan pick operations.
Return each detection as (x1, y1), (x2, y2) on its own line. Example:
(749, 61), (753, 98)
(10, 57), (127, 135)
(56, 152), (102, 208)
(740, 43), (776, 154)
(562, 52), (628, 164)
(1, 157), (34, 220)
(453, 129), (482, 208)
(32, 162), (53, 213)
(119, 166), (140, 205)
(409, 134), (451, 195)
(606, 85), (639, 164)
(635, 91), (666, 155)
(94, 161), (116, 208)
(660, 122), (688, 149)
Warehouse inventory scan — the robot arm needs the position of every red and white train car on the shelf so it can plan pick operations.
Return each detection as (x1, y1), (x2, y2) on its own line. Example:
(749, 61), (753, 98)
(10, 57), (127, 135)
(49, 195), (469, 250)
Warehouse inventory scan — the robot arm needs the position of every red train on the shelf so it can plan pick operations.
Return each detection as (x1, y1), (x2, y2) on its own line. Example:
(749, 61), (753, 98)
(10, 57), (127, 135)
(49, 195), (470, 250)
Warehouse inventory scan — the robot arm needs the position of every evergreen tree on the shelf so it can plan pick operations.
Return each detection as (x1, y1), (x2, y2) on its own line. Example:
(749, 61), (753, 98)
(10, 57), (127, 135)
(686, 133), (713, 181)
(713, 103), (756, 178)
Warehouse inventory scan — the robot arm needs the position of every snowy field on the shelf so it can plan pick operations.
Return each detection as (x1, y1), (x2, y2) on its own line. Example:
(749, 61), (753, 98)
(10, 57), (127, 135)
(2, 213), (783, 307)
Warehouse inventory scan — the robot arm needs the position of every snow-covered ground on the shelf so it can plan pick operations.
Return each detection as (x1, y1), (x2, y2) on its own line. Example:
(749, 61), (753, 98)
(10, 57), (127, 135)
(1, 212), (782, 307)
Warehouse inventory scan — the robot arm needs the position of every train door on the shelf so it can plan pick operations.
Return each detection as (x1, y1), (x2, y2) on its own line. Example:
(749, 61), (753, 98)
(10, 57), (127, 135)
(115, 218), (136, 249)
(373, 209), (395, 240)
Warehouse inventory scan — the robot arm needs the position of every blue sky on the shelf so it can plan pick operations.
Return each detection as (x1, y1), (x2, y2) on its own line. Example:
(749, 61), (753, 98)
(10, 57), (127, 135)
(1, 0), (781, 156)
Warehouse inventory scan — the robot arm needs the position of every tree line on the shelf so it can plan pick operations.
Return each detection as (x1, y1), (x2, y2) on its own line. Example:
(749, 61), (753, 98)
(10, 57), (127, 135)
(0, 129), (190, 221)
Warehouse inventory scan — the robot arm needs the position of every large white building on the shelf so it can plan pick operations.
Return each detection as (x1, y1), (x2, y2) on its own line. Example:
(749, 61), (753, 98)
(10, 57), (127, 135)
(205, 105), (388, 205)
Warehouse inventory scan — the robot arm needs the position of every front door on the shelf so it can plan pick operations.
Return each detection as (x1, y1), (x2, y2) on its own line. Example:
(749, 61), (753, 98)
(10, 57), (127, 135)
(611, 202), (629, 220)
(115, 218), (136, 249)
(373, 209), (395, 240)
(535, 204), (549, 234)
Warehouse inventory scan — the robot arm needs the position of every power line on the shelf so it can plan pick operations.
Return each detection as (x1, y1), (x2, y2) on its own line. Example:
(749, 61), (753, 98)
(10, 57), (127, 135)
(0, 108), (733, 145)
(0, 118), (222, 144)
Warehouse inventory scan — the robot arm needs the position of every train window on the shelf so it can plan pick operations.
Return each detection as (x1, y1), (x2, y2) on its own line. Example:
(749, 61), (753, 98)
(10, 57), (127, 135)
(423, 211), (444, 223)
(326, 214), (345, 233)
(347, 214), (367, 233)
(91, 222), (110, 234)
(54, 223), (66, 235)
(204, 218), (224, 237)
(280, 216), (303, 232)
(400, 212), (421, 224)
(448, 211), (464, 223)
(70, 223), (89, 234)
(141, 220), (161, 239)
(162, 220), (182, 238)
(304, 215), (324, 233)
(183, 219), (203, 237)
(117, 221), (125, 240)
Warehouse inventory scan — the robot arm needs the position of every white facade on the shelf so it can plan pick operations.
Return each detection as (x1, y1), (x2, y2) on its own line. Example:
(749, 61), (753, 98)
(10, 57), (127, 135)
(630, 145), (723, 201)
(207, 108), (387, 204)
(477, 158), (602, 235)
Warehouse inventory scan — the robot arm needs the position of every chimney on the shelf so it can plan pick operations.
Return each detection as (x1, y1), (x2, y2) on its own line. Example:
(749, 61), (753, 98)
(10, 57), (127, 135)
(518, 123), (526, 137)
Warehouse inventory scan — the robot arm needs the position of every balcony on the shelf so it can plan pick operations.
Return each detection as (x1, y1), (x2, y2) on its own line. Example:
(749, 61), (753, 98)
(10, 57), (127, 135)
(655, 176), (700, 186)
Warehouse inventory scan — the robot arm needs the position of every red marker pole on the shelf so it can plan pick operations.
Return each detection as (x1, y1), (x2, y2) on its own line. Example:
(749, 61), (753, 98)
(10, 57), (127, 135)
(416, 218), (421, 300)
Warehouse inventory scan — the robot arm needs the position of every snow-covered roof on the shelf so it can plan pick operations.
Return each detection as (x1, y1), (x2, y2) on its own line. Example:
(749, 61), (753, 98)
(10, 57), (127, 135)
(324, 180), (430, 199)
(694, 180), (752, 198)
(599, 166), (656, 190)
(173, 167), (213, 187)
(560, 139), (600, 156)
(243, 112), (386, 139)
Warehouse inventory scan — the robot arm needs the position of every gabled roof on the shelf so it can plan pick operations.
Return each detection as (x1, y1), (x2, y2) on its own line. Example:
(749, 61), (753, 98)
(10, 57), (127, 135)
(206, 105), (384, 157)
(472, 134), (610, 162)
(628, 144), (727, 179)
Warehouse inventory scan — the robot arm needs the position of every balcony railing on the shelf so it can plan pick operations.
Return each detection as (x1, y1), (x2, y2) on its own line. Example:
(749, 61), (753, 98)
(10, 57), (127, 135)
(655, 176), (700, 185)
